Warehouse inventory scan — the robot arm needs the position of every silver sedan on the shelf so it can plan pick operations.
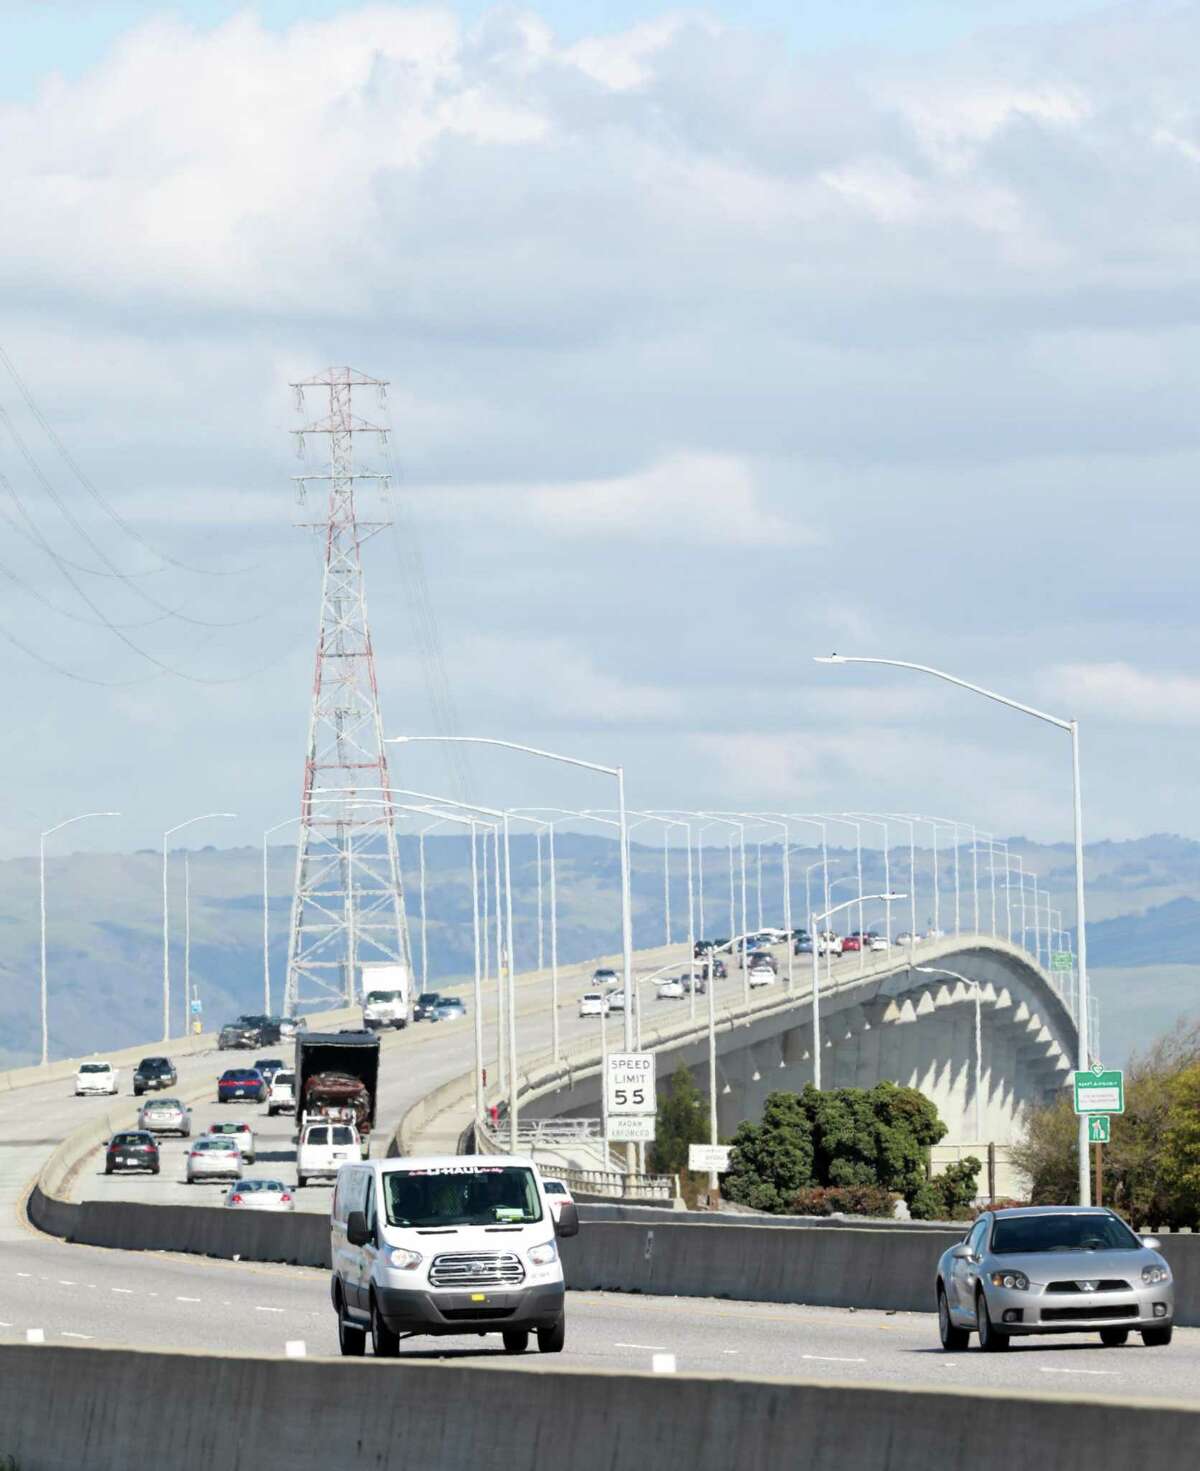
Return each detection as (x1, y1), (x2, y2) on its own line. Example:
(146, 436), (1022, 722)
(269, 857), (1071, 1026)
(936, 1205), (1174, 1351)
(223, 1178), (295, 1212)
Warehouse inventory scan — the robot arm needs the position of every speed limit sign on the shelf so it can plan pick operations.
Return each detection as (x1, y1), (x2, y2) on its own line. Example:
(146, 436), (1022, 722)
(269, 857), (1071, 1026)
(606, 1052), (656, 1116)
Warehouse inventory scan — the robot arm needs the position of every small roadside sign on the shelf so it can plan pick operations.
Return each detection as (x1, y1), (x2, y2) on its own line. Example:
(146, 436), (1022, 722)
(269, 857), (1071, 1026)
(190, 999), (203, 1015)
(1051, 951), (1073, 971)
(1074, 1064), (1124, 1116)
(688, 1144), (731, 1173)
(608, 1116), (655, 1143)
(606, 1052), (656, 1117)
(1088, 1115), (1110, 1144)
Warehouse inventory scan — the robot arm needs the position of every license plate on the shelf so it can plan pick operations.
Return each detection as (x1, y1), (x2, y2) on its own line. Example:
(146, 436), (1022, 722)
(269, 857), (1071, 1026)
(116, 1157), (127, 1165)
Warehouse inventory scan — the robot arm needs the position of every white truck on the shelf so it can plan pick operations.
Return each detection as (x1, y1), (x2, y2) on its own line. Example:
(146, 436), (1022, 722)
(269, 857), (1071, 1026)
(360, 961), (413, 1031)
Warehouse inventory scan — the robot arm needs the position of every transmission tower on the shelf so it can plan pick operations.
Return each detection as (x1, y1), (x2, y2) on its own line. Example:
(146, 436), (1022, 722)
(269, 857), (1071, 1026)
(283, 367), (412, 1014)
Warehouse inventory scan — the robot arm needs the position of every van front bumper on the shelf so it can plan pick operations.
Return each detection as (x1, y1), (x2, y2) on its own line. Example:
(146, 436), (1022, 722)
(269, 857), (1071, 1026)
(375, 1282), (564, 1335)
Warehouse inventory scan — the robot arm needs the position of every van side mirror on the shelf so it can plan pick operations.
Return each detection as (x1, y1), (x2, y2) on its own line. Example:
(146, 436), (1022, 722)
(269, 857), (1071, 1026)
(554, 1202), (580, 1239)
(346, 1210), (371, 1247)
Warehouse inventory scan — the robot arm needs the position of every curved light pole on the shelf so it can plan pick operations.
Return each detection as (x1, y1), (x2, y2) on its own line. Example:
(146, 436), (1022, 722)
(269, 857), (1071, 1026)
(262, 815), (303, 1015)
(810, 891), (906, 1088)
(163, 813), (236, 1043)
(817, 652), (1093, 1206)
(845, 813), (892, 944)
(816, 815), (865, 971)
(914, 965), (984, 1140)
(40, 810), (120, 1066)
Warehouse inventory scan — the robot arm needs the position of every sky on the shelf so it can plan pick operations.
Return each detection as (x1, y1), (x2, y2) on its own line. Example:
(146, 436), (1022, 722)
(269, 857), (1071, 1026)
(0, 0), (1197, 857)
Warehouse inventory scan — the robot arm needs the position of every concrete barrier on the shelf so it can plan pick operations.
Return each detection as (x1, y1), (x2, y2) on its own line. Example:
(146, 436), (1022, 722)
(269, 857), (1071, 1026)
(3, 1343), (1200, 1471)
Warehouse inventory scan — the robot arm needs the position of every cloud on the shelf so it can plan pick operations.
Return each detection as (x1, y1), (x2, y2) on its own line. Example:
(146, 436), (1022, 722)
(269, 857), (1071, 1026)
(424, 450), (811, 547)
(1048, 663), (1200, 725)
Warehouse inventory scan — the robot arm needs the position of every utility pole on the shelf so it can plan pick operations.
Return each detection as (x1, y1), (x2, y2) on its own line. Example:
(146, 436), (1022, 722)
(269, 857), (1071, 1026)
(284, 367), (412, 1013)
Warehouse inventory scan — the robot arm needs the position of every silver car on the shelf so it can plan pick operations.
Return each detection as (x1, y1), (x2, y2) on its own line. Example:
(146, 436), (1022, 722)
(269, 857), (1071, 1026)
(186, 1137), (242, 1183)
(936, 1206), (1174, 1351)
(137, 1097), (192, 1137)
(224, 1178), (295, 1212)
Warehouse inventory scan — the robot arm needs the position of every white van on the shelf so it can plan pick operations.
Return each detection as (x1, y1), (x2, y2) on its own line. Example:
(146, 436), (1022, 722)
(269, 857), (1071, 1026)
(329, 1153), (578, 1358)
(297, 1120), (359, 1187)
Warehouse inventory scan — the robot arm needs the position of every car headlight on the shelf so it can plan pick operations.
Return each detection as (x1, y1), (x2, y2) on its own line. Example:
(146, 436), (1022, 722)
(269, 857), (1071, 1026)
(1142, 1264), (1170, 1285)
(383, 1246), (423, 1271)
(990, 1271), (1029, 1291)
(527, 1240), (558, 1266)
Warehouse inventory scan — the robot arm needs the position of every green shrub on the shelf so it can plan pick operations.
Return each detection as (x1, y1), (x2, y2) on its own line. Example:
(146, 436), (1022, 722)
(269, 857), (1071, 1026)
(791, 1183), (897, 1217)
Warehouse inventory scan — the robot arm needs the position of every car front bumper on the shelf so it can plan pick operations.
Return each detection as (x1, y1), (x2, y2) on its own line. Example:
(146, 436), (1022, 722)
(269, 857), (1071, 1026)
(983, 1281), (1174, 1333)
(375, 1282), (565, 1336)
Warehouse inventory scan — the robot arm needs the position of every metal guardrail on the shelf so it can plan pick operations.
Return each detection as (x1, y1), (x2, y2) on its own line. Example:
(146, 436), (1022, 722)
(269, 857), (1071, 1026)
(545, 1165), (676, 1201)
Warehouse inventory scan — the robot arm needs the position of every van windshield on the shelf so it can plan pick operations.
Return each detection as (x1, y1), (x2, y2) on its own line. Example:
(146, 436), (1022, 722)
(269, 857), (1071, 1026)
(384, 1166), (543, 1227)
(366, 992), (401, 1003)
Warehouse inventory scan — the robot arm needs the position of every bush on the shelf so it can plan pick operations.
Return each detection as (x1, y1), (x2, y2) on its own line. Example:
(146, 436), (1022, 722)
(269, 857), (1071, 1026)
(647, 1065), (709, 1176)
(791, 1183), (897, 1217)
(909, 1157), (982, 1220)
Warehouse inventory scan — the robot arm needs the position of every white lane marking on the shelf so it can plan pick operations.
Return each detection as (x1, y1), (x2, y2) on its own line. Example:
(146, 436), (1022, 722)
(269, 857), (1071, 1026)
(110, 1288), (134, 1295)
(615, 1341), (667, 1350)
(722, 1350), (739, 1355)
(16, 1272), (31, 1278)
(61, 1331), (92, 1340)
(57, 1280), (76, 1286)
(652, 1353), (676, 1374)
(1039, 1367), (1118, 1377)
(26, 1328), (45, 1344)
(255, 1306), (285, 1314)
(802, 1355), (867, 1364)
(176, 1296), (201, 1304)
(0, 1320), (12, 1327)
(285, 1340), (307, 1357)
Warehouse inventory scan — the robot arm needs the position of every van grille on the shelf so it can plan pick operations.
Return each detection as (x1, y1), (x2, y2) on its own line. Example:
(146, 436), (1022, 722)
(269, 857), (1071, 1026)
(429, 1252), (525, 1289)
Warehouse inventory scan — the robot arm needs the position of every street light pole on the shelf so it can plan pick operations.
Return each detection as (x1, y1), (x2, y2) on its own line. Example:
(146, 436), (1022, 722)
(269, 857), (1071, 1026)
(810, 891), (906, 1088)
(163, 813), (236, 1044)
(39, 810), (120, 1067)
(816, 652), (1093, 1206)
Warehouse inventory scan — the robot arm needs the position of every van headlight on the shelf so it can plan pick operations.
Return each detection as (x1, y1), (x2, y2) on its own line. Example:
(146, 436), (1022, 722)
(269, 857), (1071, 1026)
(1142, 1264), (1170, 1285)
(383, 1247), (423, 1271)
(990, 1271), (1029, 1291)
(527, 1240), (558, 1266)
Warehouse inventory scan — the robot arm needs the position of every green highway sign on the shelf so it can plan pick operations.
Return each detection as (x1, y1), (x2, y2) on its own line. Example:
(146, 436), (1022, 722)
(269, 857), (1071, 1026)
(1074, 1065), (1124, 1116)
(1051, 951), (1074, 971)
(1088, 1115), (1110, 1144)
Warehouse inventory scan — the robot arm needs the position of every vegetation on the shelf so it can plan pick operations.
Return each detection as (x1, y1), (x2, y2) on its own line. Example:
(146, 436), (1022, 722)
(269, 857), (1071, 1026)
(647, 1065), (710, 1176)
(1012, 1018), (1200, 1229)
(721, 1082), (973, 1218)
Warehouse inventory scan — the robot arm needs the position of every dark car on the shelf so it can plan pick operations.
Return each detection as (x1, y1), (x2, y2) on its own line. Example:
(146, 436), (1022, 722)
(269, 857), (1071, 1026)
(413, 992), (441, 1021)
(218, 1021), (256, 1051)
(243, 1014), (283, 1046)
(104, 1130), (160, 1175)
(218, 1068), (266, 1103)
(793, 932), (814, 955)
(254, 1057), (286, 1084)
(132, 1056), (177, 1096)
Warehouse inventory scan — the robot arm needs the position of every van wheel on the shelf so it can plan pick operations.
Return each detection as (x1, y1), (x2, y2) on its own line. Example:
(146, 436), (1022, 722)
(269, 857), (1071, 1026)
(502, 1330), (529, 1354)
(337, 1292), (365, 1358)
(371, 1294), (400, 1358)
(537, 1317), (565, 1354)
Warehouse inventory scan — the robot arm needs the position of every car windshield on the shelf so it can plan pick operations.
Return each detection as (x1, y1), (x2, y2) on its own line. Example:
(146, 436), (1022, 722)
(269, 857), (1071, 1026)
(80, 1063), (109, 1074)
(273, 1072), (294, 1087)
(112, 1134), (144, 1146)
(543, 1182), (566, 1195)
(236, 1179), (283, 1192)
(991, 1213), (1141, 1254)
(417, 993), (439, 1005)
(194, 1139), (235, 1152)
(385, 1165), (543, 1227)
(146, 1099), (178, 1110)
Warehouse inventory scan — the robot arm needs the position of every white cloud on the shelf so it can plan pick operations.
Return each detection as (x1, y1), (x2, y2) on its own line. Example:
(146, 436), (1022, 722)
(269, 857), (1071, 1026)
(1048, 663), (1200, 726)
(424, 451), (812, 547)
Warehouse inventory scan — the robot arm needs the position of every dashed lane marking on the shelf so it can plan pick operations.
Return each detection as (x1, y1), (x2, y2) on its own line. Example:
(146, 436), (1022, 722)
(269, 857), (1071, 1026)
(802, 1355), (867, 1364)
(255, 1306), (285, 1313)
(1038, 1367), (1118, 1377)
(61, 1331), (92, 1340)
(176, 1296), (201, 1303)
(110, 1288), (133, 1295)
(614, 1341), (667, 1350)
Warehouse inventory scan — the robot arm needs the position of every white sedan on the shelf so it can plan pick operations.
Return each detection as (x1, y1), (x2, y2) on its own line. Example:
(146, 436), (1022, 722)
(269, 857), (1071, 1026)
(75, 1061), (119, 1096)
(579, 992), (610, 1018)
(656, 977), (686, 1000)
(224, 1178), (294, 1212)
(542, 1177), (575, 1223)
(747, 965), (777, 988)
(207, 1120), (256, 1163)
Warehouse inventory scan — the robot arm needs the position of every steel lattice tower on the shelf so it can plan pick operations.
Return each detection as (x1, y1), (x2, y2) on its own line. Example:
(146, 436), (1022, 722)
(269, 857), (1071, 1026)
(283, 366), (411, 1014)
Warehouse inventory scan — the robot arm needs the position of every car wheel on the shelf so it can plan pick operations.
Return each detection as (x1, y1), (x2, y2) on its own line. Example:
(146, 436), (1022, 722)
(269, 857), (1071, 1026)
(1099, 1327), (1129, 1347)
(502, 1330), (529, 1354)
(370, 1294), (401, 1358)
(104, 1165), (112, 1175)
(151, 1166), (160, 1175)
(976, 1288), (1010, 1352)
(537, 1317), (566, 1354)
(337, 1291), (365, 1358)
(296, 1176), (305, 1189)
(938, 1286), (970, 1351)
(1141, 1324), (1173, 1347)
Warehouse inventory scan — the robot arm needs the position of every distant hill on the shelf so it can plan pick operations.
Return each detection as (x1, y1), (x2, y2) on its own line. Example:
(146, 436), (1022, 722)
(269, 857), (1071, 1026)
(0, 829), (1196, 1070)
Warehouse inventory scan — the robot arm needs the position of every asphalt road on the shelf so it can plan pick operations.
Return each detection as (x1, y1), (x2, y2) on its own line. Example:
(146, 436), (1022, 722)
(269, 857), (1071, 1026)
(1, 1252), (1197, 1401)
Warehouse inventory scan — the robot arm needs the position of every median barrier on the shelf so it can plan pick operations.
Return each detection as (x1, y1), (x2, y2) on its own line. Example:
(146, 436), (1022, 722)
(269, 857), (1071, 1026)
(4, 1342), (1200, 1471)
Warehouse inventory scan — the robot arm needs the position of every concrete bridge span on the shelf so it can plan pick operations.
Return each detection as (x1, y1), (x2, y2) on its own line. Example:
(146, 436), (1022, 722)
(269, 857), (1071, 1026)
(520, 935), (1078, 1154)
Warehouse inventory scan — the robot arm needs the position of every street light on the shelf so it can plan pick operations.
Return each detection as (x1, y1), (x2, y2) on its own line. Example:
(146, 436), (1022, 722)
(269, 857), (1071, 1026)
(163, 813), (236, 1043)
(261, 815), (303, 1015)
(39, 810), (120, 1066)
(810, 891), (905, 1088)
(388, 736), (634, 1160)
(816, 652), (1094, 1206)
(915, 966), (984, 1141)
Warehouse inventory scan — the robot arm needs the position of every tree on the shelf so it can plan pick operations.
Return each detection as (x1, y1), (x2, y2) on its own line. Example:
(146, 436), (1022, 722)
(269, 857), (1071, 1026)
(648, 1065), (710, 1176)
(1159, 1064), (1200, 1228)
(723, 1091), (815, 1212)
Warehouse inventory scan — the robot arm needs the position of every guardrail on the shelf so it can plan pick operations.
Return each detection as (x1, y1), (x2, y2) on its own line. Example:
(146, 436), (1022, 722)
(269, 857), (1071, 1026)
(551, 1166), (676, 1201)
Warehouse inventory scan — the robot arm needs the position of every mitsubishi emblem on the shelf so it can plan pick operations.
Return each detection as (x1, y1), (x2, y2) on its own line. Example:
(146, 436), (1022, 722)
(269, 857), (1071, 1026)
(1078, 1280), (1098, 1292)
